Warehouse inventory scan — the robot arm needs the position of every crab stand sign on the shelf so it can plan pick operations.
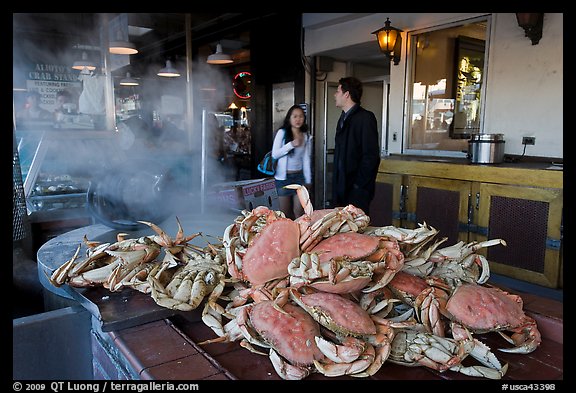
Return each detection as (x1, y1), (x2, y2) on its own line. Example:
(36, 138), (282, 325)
(18, 64), (81, 112)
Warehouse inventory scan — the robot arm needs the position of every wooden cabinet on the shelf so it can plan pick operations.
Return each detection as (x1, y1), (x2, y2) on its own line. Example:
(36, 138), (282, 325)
(404, 176), (471, 246)
(375, 157), (563, 288)
(369, 173), (403, 227)
(472, 182), (562, 288)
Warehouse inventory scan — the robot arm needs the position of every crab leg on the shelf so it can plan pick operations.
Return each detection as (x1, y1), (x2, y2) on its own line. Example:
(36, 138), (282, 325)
(284, 184), (314, 216)
(428, 239), (507, 264)
(270, 349), (313, 380)
(148, 275), (194, 311)
(314, 335), (366, 363)
(313, 344), (375, 377)
(48, 244), (82, 286)
(449, 362), (508, 379)
(352, 344), (391, 377)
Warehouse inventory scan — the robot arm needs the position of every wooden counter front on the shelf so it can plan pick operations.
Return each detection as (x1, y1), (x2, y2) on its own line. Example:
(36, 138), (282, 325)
(90, 290), (563, 381)
(373, 155), (563, 289)
(379, 155), (563, 189)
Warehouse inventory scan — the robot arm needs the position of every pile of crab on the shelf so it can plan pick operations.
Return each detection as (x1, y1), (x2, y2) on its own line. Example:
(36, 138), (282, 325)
(49, 217), (231, 313)
(197, 184), (541, 380)
(48, 184), (542, 381)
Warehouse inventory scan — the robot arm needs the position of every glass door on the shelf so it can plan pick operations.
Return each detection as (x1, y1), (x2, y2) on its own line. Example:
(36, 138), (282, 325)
(322, 82), (338, 208)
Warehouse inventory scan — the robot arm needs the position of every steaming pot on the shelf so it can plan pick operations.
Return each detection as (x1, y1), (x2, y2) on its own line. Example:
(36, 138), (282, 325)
(467, 133), (505, 164)
(87, 159), (176, 230)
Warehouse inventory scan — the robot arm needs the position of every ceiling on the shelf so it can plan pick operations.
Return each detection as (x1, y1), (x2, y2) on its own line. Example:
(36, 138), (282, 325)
(316, 41), (391, 69)
(13, 13), (387, 74)
(13, 13), (254, 64)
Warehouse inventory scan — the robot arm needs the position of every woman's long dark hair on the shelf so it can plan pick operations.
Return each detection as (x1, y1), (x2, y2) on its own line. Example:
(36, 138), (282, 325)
(280, 104), (308, 144)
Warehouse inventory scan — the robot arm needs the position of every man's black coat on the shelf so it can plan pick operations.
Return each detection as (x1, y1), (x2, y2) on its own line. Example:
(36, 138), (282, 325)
(332, 104), (381, 214)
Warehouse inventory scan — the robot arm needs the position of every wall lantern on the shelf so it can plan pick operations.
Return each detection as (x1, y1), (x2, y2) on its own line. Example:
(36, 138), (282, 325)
(516, 13), (544, 45)
(372, 18), (403, 65)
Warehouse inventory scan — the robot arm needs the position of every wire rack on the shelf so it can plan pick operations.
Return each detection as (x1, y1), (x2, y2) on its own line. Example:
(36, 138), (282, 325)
(13, 129), (31, 243)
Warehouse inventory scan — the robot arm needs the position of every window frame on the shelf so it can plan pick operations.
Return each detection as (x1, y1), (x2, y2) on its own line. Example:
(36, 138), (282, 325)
(402, 15), (492, 158)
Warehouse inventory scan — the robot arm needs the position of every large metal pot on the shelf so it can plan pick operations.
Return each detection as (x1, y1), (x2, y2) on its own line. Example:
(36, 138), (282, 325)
(86, 159), (178, 230)
(467, 134), (505, 164)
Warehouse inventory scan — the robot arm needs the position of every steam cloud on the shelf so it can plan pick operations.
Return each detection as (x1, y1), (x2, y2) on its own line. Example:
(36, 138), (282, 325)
(14, 15), (243, 233)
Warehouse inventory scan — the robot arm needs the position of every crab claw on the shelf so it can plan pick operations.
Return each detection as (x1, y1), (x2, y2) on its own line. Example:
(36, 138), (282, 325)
(497, 317), (542, 354)
(270, 348), (313, 380)
(284, 184), (314, 216)
(138, 220), (173, 247)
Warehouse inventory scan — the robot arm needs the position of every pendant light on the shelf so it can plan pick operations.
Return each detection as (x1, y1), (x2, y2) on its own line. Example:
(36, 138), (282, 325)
(120, 72), (139, 86)
(109, 30), (138, 55)
(157, 60), (181, 77)
(110, 40), (138, 55)
(207, 43), (233, 65)
(72, 51), (96, 71)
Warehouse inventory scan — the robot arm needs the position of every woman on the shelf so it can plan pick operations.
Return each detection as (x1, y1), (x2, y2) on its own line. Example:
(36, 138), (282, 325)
(16, 91), (52, 122)
(272, 105), (312, 219)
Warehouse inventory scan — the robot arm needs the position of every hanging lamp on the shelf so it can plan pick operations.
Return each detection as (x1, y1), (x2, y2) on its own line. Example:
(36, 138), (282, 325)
(110, 40), (138, 55)
(109, 29), (138, 55)
(157, 60), (181, 77)
(120, 72), (139, 86)
(207, 43), (233, 65)
(72, 51), (96, 71)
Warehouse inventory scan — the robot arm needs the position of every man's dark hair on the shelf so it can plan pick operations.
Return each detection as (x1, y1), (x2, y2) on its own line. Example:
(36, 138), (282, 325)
(338, 77), (363, 105)
(56, 90), (72, 99)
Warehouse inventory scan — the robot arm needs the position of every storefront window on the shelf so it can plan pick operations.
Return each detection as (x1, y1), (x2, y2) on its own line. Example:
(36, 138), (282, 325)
(405, 17), (489, 155)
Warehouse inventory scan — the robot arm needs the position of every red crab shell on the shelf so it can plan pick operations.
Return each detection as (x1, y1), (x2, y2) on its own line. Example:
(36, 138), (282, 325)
(298, 291), (377, 336)
(249, 300), (324, 366)
(308, 276), (372, 294)
(242, 218), (300, 285)
(311, 232), (395, 263)
(445, 283), (531, 333)
(388, 271), (430, 306)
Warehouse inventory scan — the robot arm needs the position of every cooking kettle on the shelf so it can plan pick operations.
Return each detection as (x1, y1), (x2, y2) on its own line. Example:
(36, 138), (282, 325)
(87, 158), (177, 230)
(467, 133), (505, 164)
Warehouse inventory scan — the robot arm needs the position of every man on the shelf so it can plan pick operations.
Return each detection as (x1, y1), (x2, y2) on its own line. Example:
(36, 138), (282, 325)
(332, 77), (381, 215)
(53, 90), (74, 123)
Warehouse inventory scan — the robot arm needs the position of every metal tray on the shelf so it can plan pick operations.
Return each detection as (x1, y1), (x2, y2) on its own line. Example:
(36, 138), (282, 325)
(61, 285), (177, 332)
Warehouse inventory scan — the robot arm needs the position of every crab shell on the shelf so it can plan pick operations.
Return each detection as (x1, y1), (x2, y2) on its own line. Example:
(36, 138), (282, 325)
(388, 271), (430, 307)
(288, 253), (373, 294)
(445, 284), (535, 334)
(242, 218), (300, 285)
(311, 232), (398, 264)
(249, 300), (324, 366)
(292, 291), (377, 336)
